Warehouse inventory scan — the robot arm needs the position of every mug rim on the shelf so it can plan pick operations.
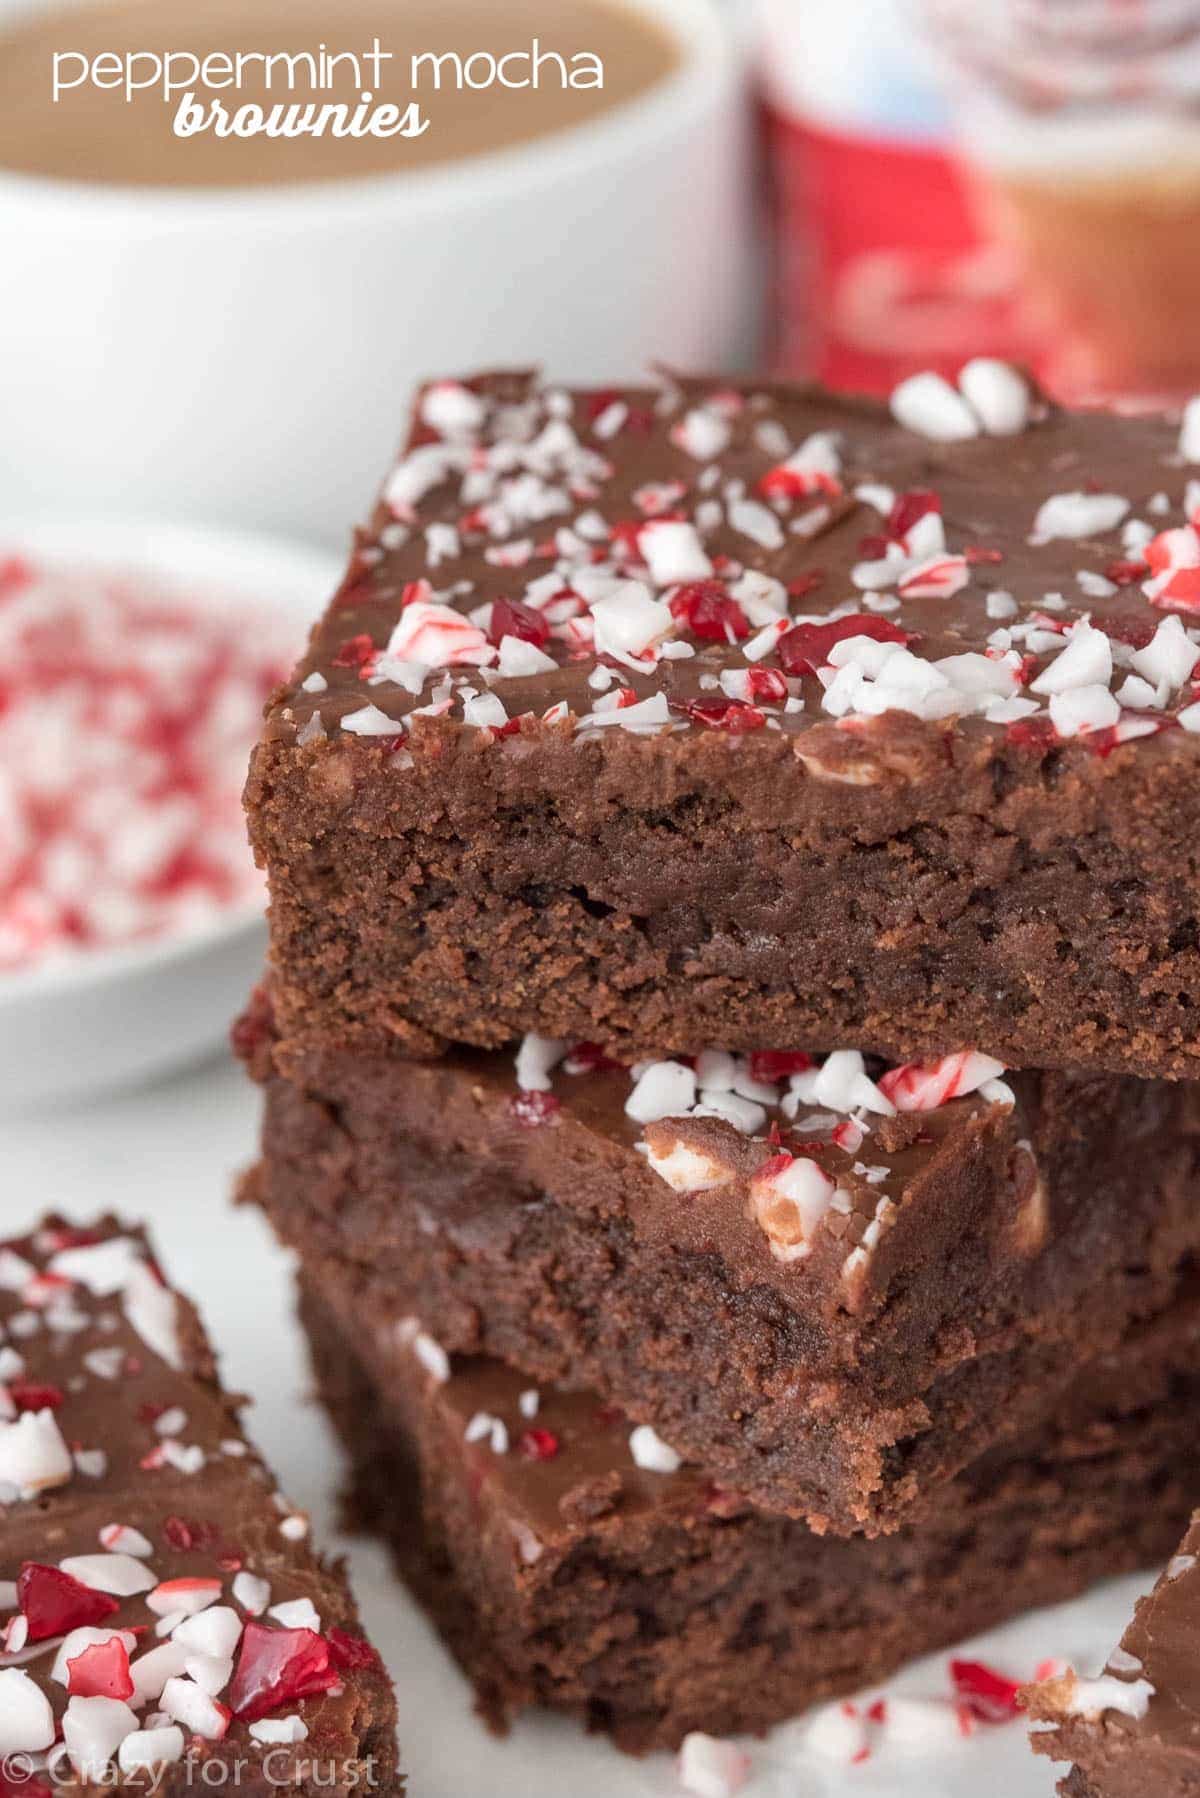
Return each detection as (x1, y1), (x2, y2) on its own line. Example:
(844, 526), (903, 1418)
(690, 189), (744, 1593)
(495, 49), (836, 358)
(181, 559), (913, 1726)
(0, 0), (739, 224)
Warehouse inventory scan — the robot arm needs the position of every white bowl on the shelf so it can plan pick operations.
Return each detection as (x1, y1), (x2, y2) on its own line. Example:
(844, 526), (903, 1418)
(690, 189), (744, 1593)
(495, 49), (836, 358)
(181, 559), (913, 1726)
(0, 0), (752, 544)
(0, 516), (340, 1110)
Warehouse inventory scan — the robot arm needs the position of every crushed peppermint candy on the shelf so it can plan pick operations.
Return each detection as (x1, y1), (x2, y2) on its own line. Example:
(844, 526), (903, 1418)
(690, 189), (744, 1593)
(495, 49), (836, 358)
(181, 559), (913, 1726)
(284, 368), (1200, 768)
(0, 556), (292, 974)
(510, 1036), (1013, 1274)
(0, 1218), (389, 1772)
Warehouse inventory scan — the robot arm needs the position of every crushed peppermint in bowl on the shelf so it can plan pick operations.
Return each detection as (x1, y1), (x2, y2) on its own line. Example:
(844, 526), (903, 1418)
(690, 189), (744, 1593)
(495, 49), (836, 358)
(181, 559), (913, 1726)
(0, 518), (338, 1104)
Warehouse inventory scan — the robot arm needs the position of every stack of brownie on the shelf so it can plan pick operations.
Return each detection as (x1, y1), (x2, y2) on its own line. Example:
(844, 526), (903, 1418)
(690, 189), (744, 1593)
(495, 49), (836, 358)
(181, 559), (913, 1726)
(238, 363), (1200, 1757)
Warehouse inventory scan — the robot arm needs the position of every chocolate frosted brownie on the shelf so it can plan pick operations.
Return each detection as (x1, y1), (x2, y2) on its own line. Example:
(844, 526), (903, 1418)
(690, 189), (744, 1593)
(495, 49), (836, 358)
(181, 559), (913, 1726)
(1024, 1511), (1200, 1797)
(248, 366), (1200, 1078)
(299, 1272), (1200, 1754)
(0, 1217), (399, 1797)
(239, 999), (1200, 1529)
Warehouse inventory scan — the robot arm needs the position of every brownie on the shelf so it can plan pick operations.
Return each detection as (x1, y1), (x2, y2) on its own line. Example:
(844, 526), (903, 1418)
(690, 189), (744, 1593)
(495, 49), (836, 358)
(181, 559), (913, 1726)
(1024, 1510), (1200, 1797)
(0, 1216), (399, 1797)
(238, 997), (1200, 1530)
(297, 1268), (1200, 1754)
(246, 367), (1200, 1080)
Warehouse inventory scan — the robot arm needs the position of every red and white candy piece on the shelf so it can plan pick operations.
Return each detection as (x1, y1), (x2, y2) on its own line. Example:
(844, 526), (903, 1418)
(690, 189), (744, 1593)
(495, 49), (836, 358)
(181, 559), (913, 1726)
(145, 1576), (221, 1617)
(879, 1053), (1006, 1112)
(385, 600), (492, 669)
(749, 1153), (838, 1262)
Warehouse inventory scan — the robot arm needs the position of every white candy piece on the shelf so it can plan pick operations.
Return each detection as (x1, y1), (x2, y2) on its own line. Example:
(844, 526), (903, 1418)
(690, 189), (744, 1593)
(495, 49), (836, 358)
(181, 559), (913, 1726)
(1180, 394), (1200, 462)
(0, 1667), (56, 1753)
(629, 1424), (682, 1474)
(1031, 492), (1129, 544)
(1031, 621), (1113, 695)
(1050, 685), (1121, 739)
(48, 1237), (141, 1295)
(515, 1034), (566, 1093)
(61, 1552), (156, 1597)
(385, 443), (468, 513)
(461, 691), (508, 731)
(671, 408), (731, 462)
(786, 1049), (894, 1118)
(0, 1408), (73, 1498)
(590, 584), (675, 662)
(249, 1715), (309, 1745)
(172, 1605), (242, 1661)
(268, 1598), (321, 1632)
(129, 1640), (191, 1707)
(1064, 1672), (1155, 1721)
(412, 1330), (449, 1383)
(728, 498), (785, 550)
(123, 1259), (183, 1369)
(161, 1675), (230, 1740)
(575, 692), (674, 734)
(420, 379), (486, 440)
(100, 1524), (154, 1557)
(496, 635), (556, 679)
(117, 1726), (185, 1774)
(958, 359), (1031, 436)
(232, 1571), (272, 1616)
(1132, 615), (1200, 691)
(890, 372), (979, 442)
(0, 1249), (34, 1291)
(625, 1061), (697, 1124)
(677, 1731), (751, 1797)
(62, 1694), (139, 1776)
(640, 520), (713, 585)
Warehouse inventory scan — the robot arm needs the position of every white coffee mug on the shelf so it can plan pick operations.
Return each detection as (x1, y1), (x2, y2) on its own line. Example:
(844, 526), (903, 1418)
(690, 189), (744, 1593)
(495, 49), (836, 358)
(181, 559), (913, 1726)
(0, 0), (753, 545)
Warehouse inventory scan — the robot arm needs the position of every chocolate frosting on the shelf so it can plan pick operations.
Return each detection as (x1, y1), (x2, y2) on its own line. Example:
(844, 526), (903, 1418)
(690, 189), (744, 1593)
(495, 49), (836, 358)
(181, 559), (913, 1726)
(266, 370), (1200, 783)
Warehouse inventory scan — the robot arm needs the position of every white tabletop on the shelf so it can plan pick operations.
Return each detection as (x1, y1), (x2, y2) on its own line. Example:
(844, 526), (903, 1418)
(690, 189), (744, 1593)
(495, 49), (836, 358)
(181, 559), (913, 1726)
(5, 1051), (1149, 1798)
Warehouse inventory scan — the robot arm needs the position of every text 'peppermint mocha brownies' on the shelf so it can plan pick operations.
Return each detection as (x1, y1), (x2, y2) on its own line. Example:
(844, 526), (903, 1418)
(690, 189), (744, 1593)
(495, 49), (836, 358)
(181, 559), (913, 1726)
(248, 366), (1200, 1078)
(238, 993), (1200, 1530)
(0, 1216), (399, 1797)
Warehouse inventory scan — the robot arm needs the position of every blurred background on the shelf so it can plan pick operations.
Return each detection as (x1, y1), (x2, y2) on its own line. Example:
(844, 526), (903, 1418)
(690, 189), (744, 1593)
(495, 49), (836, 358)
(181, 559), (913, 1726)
(3, 0), (1200, 1101)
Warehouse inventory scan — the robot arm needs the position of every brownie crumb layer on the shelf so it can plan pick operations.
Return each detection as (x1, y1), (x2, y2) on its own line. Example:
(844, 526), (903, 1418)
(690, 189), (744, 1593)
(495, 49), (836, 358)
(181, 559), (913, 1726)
(247, 369), (1200, 1078)
(0, 1216), (400, 1798)
(298, 1271), (1200, 1755)
(240, 1000), (1200, 1530)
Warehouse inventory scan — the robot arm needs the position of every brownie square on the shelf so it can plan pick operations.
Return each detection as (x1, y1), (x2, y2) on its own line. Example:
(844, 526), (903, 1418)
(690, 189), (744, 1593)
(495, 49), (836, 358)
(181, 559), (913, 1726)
(239, 996), (1200, 1530)
(247, 369), (1200, 1079)
(0, 1216), (399, 1797)
(1024, 1509), (1200, 1797)
(297, 1266), (1200, 1754)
